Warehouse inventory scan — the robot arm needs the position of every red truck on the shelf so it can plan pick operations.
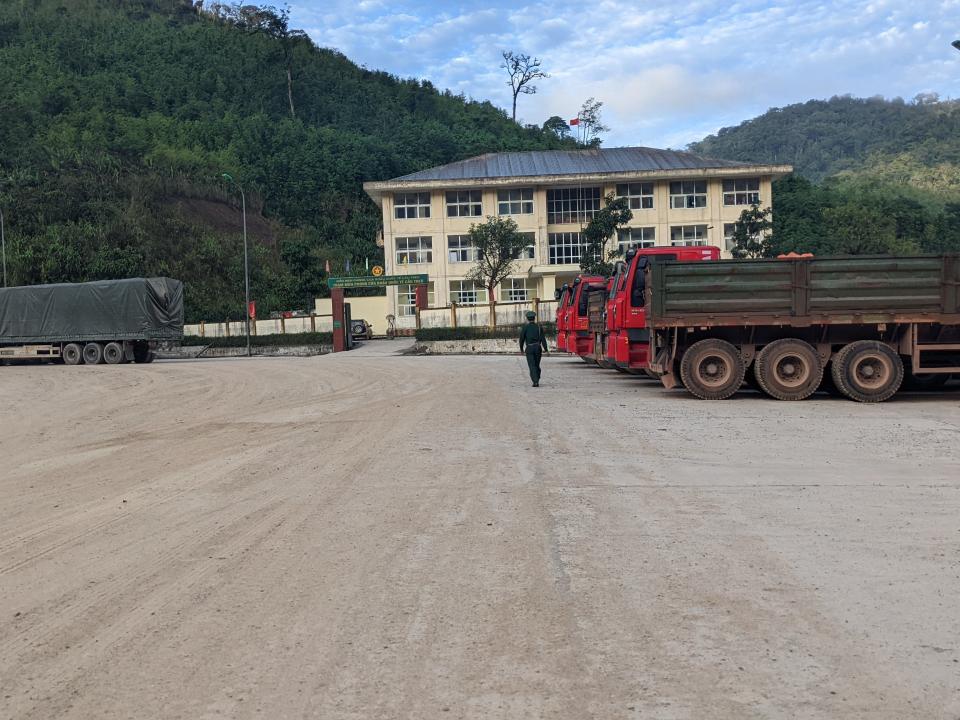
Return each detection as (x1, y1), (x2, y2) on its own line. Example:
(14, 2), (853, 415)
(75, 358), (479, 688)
(597, 245), (721, 372)
(565, 274), (607, 360)
(554, 283), (572, 352)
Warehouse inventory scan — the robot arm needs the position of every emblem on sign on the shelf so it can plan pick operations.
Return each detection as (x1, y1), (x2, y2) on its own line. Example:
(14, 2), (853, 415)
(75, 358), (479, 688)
(371, 265), (384, 277)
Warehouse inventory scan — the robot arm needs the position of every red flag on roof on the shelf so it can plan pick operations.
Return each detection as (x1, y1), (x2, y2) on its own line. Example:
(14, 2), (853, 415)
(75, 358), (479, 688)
(569, 118), (580, 126)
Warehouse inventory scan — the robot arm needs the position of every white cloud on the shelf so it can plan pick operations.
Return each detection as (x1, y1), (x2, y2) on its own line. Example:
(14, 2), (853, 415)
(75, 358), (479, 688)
(290, 0), (960, 149)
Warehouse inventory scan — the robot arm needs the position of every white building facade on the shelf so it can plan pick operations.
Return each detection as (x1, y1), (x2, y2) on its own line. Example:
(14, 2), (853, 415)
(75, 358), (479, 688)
(363, 147), (792, 322)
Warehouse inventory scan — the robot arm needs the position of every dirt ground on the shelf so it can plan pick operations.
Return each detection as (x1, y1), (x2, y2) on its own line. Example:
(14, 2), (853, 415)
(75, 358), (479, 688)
(2, 341), (959, 720)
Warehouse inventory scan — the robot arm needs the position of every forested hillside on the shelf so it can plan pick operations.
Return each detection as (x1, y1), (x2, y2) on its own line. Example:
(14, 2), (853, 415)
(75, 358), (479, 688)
(690, 95), (960, 184)
(689, 96), (960, 257)
(0, 0), (574, 320)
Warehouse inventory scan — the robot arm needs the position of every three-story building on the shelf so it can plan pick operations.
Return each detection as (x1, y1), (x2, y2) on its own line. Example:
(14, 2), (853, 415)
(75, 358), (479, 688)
(363, 146), (791, 322)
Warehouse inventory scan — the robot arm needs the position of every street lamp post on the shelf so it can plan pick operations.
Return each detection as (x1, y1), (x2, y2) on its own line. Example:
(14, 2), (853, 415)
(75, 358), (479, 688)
(222, 173), (251, 358)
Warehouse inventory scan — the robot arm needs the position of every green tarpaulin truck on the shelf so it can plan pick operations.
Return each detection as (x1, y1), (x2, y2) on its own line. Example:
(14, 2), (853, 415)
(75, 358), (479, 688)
(0, 278), (184, 365)
(642, 255), (960, 402)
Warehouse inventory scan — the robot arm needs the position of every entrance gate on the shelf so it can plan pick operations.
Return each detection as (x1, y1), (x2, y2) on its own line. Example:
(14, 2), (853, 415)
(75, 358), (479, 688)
(327, 273), (429, 352)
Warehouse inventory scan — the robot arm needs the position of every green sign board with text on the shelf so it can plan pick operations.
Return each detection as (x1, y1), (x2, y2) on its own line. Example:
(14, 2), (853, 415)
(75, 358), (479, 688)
(327, 274), (428, 289)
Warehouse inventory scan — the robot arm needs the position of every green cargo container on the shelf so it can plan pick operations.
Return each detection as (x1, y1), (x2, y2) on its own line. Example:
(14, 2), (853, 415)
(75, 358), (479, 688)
(648, 256), (960, 327)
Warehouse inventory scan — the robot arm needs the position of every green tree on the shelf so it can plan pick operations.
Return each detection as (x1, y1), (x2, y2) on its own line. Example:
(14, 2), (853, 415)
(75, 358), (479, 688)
(820, 204), (918, 255)
(580, 194), (632, 275)
(542, 116), (570, 139)
(575, 97), (609, 147)
(729, 204), (773, 258)
(466, 216), (527, 326)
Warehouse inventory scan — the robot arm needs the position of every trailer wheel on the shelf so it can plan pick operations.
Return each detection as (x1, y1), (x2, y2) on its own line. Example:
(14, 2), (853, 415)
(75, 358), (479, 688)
(679, 339), (745, 400)
(82, 342), (104, 365)
(133, 342), (154, 363)
(103, 342), (124, 365)
(754, 339), (823, 401)
(831, 341), (903, 403)
(63, 343), (83, 366)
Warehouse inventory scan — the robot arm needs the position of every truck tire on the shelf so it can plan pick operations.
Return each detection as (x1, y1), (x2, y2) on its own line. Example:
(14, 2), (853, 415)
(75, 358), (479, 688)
(133, 342), (153, 363)
(63, 343), (83, 366)
(82, 342), (104, 365)
(754, 339), (823, 401)
(679, 338), (745, 400)
(103, 342), (124, 365)
(831, 341), (903, 403)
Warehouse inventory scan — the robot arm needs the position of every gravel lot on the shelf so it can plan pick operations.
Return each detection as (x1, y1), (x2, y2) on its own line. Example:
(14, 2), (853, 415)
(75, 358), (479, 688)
(2, 341), (959, 719)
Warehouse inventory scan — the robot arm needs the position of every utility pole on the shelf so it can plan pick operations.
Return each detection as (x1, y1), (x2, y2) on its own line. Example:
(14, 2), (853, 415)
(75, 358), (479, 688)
(222, 173), (251, 357)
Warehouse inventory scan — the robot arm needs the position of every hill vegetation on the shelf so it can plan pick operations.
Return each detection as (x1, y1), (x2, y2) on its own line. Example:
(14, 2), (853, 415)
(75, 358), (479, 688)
(690, 96), (960, 257)
(0, 0), (574, 321)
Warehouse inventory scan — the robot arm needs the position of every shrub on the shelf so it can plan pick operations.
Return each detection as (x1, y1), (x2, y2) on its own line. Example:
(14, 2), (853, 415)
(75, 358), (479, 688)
(181, 332), (333, 347)
(416, 323), (556, 342)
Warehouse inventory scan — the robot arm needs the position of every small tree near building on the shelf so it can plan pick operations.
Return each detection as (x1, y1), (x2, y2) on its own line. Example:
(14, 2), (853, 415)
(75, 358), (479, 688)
(580, 194), (633, 275)
(575, 97), (609, 146)
(730, 204), (773, 258)
(466, 216), (528, 327)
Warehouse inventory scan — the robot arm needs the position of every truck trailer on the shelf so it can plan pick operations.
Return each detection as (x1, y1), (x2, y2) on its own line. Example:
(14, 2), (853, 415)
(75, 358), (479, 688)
(0, 278), (184, 365)
(643, 255), (960, 402)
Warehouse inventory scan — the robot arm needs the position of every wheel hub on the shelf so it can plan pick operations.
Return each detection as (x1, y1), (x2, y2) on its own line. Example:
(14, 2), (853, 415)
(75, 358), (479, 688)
(698, 356), (729, 387)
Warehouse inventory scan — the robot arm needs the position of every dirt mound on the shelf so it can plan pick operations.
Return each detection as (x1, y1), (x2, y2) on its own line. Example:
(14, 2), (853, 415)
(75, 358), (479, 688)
(171, 197), (278, 247)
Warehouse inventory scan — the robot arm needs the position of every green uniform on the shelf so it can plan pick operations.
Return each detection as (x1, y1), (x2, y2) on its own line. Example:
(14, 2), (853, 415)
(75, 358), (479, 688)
(519, 321), (548, 386)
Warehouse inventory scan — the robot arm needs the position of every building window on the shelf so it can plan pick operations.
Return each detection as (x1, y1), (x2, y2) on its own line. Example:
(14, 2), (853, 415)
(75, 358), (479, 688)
(450, 280), (487, 305)
(497, 188), (534, 215)
(394, 192), (431, 219)
(670, 225), (708, 246)
(617, 227), (656, 252)
(447, 235), (477, 263)
(446, 190), (482, 217)
(546, 187), (601, 224)
(396, 282), (435, 316)
(548, 232), (594, 265)
(669, 180), (707, 209)
(615, 182), (654, 210)
(723, 223), (737, 252)
(395, 236), (432, 264)
(514, 231), (536, 260)
(722, 178), (760, 206)
(501, 278), (536, 302)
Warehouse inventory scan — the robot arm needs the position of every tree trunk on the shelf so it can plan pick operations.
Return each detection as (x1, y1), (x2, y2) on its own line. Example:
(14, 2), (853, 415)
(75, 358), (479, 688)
(488, 283), (497, 328)
(286, 65), (296, 118)
(511, 92), (517, 122)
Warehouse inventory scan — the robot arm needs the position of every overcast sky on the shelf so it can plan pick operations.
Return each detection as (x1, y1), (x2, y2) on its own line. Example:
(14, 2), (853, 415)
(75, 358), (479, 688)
(290, 0), (960, 149)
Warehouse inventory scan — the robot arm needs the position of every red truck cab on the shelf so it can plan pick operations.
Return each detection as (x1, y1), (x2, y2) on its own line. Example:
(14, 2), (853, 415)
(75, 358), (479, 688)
(607, 245), (720, 371)
(554, 284), (572, 352)
(568, 274), (606, 360)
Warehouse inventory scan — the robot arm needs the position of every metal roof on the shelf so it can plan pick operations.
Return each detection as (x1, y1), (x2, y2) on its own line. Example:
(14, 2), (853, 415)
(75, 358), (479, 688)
(392, 146), (752, 183)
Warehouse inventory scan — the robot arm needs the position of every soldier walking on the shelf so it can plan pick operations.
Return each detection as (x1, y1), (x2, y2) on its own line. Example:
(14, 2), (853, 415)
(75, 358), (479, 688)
(519, 310), (548, 387)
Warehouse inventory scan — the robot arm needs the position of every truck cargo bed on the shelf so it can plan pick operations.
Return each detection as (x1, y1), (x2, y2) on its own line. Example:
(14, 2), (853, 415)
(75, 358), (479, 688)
(0, 278), (184, 344)
(647, 255), (960, 327)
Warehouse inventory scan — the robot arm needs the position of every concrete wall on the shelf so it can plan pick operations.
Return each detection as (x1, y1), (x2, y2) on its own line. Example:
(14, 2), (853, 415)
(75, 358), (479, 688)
(413, 337), (559, 354)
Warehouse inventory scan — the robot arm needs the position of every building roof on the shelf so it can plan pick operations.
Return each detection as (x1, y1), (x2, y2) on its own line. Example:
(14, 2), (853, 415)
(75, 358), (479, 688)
(394, 146), (751, 182)
(363, 146), (793, 205)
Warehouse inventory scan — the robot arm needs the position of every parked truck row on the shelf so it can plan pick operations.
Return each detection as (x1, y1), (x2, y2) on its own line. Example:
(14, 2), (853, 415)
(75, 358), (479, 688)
(556, 249), (960, 402)
(0, 278), (184, 365)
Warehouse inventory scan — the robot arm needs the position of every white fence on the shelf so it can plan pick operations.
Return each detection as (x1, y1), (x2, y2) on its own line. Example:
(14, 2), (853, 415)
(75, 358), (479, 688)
(184, 299), (559, 338)
(185, 314), (334, 338)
